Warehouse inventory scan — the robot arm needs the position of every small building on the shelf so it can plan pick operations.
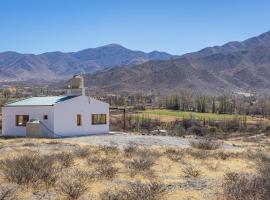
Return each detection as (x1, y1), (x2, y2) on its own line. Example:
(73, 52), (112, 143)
(2, 75), (109, 137)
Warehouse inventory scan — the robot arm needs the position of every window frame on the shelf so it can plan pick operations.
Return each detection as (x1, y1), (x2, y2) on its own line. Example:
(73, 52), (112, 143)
(77, 114), (82, 126)
(91, 114), (106, 125)
(15, 115), (29, 127)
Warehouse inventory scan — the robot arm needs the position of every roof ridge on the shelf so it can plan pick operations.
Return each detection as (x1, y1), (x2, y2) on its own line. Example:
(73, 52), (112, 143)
(4, 96), (33, 106)
(4, 95), (78, 107)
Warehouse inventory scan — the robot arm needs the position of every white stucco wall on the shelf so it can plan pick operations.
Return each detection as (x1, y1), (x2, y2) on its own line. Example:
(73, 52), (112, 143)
(2, 106), (54, 136)
(53, 96), (109, 136)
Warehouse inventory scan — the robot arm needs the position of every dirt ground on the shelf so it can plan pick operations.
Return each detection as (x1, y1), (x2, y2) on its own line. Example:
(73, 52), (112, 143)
(0, 134), (268, 200)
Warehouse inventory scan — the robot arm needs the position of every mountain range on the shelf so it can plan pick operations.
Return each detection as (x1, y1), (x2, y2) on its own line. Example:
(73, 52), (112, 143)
(0, 44), (173, 83)
(84, 31), (270, 94)
(2, 31), (270, 94)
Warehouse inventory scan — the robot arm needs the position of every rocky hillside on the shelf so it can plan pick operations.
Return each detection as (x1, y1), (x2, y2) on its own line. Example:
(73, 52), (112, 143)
(84, 31), (270, 94)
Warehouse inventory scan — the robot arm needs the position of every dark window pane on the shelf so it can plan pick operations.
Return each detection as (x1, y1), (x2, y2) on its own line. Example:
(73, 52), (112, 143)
(16, 115), (29, 126)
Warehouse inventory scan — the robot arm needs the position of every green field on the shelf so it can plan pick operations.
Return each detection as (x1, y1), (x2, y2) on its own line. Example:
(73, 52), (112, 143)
(141, 109), (251, 121)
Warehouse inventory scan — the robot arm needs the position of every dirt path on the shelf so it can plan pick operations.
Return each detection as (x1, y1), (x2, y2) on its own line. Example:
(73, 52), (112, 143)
(62, 132), (235, 149)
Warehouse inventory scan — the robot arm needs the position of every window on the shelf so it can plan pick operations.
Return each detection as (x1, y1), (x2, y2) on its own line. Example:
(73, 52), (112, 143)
(77, 114), (82, 126)
(92, 114), (106, 125)
(16, 115), (29, 126)
(43, 115), (48, 120)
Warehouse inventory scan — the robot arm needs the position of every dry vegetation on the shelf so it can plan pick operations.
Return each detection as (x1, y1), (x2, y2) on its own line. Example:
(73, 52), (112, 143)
(0, 136), (269, 200)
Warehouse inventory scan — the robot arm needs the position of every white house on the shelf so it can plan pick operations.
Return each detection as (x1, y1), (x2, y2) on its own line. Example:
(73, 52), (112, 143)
(2, 75), (109, 137)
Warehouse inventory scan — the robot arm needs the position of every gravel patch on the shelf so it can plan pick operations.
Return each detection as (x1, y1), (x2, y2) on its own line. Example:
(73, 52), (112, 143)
(62, 132), (190, 148)
(62, 132), (235, 149)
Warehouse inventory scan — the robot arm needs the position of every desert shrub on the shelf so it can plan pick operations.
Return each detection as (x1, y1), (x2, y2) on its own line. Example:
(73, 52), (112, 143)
(100, 181), (167, 200)
(256, 161), (270, 198)
(167, 125), (186, 137)
(22, 142), (37, 147)
(208, 126), (217, 134)
(131, 147), (161, 160)
(140, 118), (161, 133)
(99, 143), (120, 156)
(0, 184), (17, 200)
(0, 152), (39, 185)
(72, 169), (97, 183)
(213, 151), (243, 161)
(58, 177), (88, 200)
(188, 126), (208, 136)
(167, 153), (183, 162)
(182, 119), (200, 130)
(125, 157), (155, 175)
(165, 148), (184, 162)
(54, 152), (74, 168)
(100, 189), (125, 200)
(205, 161), (220, 171)
(190, 139), (221, 150)
(187, 149), (211, 159)
(125, 181), (167, 200)
(95, 165), (119, 180)
(134, 104), (146, 111)
(245, 149), (270, 163)
(215, 151), (231, 160)
(0, 152), (58, 187)
(74, 147), (91, 158)
(246, 125), (259, 135)
(164, 148), (178, 155)
(264, 125), (270, 136)
(220, 119), (241, 132)
(110, 117), (123, 131)
(38, 162), (59, 189)
(222, 172), (262, 200)
(87, 155), (112, 166)
(44, 141), (63, 145)
(222, 158), (270, 199)
(182, 165), (201, 178)
(123, 143), (138, 157)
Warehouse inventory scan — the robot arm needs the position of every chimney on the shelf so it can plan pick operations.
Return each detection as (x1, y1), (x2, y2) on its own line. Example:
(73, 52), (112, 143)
(67, 74), (85, 96)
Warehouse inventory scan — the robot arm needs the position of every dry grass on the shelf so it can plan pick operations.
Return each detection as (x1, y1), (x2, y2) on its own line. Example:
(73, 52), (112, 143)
(0, 137), (267, 199)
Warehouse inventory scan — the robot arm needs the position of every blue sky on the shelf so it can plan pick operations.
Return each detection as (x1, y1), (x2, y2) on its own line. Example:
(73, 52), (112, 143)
(0, 0), (269, 55)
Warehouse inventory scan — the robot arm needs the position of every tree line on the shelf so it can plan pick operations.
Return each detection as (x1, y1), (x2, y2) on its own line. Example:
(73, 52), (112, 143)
(164, 94), (270, 116)
(102, 92), (270, 117)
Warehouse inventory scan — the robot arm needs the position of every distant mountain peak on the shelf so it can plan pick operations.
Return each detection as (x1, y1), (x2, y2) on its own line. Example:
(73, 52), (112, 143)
(0, 44), (174, 83)
(101, 43), (124, 48)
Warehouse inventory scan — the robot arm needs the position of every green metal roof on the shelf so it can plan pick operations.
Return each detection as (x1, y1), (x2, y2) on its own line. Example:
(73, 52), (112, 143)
(5, 96), (77, 106)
